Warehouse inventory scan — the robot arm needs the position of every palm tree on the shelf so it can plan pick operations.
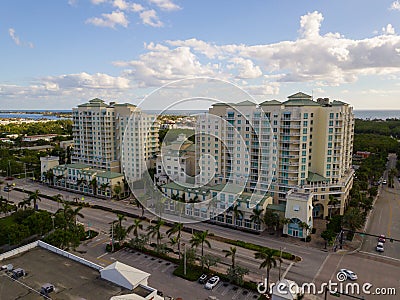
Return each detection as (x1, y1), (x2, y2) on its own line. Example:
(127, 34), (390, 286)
(100, 182), (110, 197)
(230, 204), (243, 228)
(222, 246), (237, 269)
(76, 178), (86, 191)
(52, 193), (63, 209)
(250, 208), (264, 230)
(147, 219), (164, 248)
(169, 236), (179, 252)
(28, 189), (41, 210)
(0, 196), (9, 215)
(299, 222), (311, 241)
(131, 219), (143, 238)
(90, 178), (97, 195)
(71, 206), (84, 226)
(255, 248), (279, 294)
(190, 230), (211, 268)
(18, 198), (32, 210)
(328, 195), (340, 218)
(166, 222), (184, 259)
(113, 182), (122, 200)
(56, 174), (64, 187)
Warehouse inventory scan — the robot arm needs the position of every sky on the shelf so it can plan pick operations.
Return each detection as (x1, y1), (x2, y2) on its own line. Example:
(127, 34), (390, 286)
(1, 0), (400, 110)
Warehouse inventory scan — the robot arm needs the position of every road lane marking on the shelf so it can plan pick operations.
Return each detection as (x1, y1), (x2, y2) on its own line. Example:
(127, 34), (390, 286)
(281, 262), (294, 280)
(96, 253), (108, 259)
(312, 253), (330, 283)
(387, 195), (393, 237)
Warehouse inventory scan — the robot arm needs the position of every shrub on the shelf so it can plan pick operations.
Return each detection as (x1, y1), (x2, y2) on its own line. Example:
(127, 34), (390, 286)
(306, 235), (311, 242)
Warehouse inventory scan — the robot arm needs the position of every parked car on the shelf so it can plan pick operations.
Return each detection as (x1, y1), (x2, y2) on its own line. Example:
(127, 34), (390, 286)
(339, 268), (358, 280)
(3, 186), (12, 192)
(12, 268), (25, 279)
(205, 276), (220, 290)
(376, 242), (384, 252)
(378, 235), (386, 243)
(198, 274), (208, 284)
(40, 283), (54, 295)
(382, 180), (387, 185)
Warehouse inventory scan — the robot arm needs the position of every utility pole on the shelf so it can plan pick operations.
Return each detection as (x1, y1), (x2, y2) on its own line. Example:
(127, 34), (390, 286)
(183, 242), (187, 275)
(278, 246), (286, 280)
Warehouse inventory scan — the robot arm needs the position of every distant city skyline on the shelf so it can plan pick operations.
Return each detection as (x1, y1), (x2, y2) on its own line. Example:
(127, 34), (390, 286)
(1, 1), (400, 110)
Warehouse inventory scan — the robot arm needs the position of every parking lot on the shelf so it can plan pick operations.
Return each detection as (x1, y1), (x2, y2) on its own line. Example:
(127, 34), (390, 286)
(106, 247), (262, 300)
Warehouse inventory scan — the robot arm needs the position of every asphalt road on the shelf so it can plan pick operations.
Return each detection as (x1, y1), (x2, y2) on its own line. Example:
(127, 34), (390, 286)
(1, 176), (328, 287)
(361, 153), (400, 259)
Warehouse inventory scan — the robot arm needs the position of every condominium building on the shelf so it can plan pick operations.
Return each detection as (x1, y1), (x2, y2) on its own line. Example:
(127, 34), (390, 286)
(197, 92), (354, 219)
(155, 133), (196, 184)
(72, 98), (159, 181)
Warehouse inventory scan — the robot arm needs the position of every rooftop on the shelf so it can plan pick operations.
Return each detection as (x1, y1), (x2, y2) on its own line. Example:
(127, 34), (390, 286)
(0, 247), (128, 299)
(97, 171), (124, 179)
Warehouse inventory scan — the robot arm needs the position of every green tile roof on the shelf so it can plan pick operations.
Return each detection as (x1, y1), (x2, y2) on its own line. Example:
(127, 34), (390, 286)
(266, 204), (286, 212)
(283, 99), (320, 106)
(287, 92), (312, 99)
(209, 183), (244, 194)
(233, 100), (257, 106)
(78, 98), (109, 108)
(307, 171), (329, 183)
(331, 100), (348, 106)
(96, 171), (124, 179)
(259, 100), (281, 106)
(65, 163), (91, 169)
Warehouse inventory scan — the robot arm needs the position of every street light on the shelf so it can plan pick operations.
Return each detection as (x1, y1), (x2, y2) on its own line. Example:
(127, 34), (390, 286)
(110, 220), (117, 252)
(182, 242), (187, 275)
(278, 246), (286, 280)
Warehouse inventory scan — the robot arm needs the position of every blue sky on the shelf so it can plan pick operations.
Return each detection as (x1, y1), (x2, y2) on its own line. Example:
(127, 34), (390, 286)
(1, 0), (400, 110)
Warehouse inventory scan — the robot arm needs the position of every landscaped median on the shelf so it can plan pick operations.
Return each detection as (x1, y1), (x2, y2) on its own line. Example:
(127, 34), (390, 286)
(210, 235), (300, 261)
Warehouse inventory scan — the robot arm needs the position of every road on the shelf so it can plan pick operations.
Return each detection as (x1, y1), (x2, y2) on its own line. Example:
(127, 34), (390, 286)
(361, 153), (400, 259)
(1, 176), (328, 287)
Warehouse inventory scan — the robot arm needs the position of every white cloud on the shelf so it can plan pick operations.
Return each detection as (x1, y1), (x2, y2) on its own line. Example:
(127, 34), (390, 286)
(113, 46), (216, 87)
(113, 0), (128, 10)
(110, 11), (400, 96)
(299, 11), (324, 39)
(382, 24), (396, 35)
(139, 9), (163, 27)
(227, 58), (262, 79)
(86, 11), (129, 28)
(43, 72), (130, 89)
(68, 0), (78, 5)
(8, 28), (34, 48)
(8, 28), (21, 46)
(91, 0), (107, 4)
(132, 2), (144, 12)
(390, 1), (400, 10)
(148, 0), (181, 11)
(166, 38), (221, 59)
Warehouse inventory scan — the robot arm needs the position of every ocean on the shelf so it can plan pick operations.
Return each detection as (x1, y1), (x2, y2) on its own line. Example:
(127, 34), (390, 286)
(353, 110), (400, 120)
(0, 110), (399, 120)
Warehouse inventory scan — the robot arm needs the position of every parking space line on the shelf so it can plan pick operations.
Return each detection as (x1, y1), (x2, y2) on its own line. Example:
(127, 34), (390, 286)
(161, 264), (175, 273)
(231, 287), (243, 300)
(220, 284), (231, 296)
(213, 282), (225, 293)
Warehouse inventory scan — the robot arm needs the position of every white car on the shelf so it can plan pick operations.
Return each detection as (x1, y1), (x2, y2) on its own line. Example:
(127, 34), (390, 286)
(376, 242), (384, 252)
(205, 276), (220, 290)
(339, 268), (358, 280)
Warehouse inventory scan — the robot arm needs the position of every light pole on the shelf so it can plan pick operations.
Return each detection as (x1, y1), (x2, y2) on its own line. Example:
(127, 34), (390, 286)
(51, 215), (55, 231)
(278, 246), (286, 280)
(182, 242), (187, 275)
(110, 220), (117, 252)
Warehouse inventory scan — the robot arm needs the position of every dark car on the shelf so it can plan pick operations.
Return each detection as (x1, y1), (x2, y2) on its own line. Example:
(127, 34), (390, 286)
(198, 274), (208, 284)
(40, 283), (54, 295)
(12, 268), (25, 279)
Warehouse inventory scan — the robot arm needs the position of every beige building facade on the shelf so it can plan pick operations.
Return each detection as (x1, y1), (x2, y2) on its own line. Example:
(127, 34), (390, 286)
(197, 92), (354, 220)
